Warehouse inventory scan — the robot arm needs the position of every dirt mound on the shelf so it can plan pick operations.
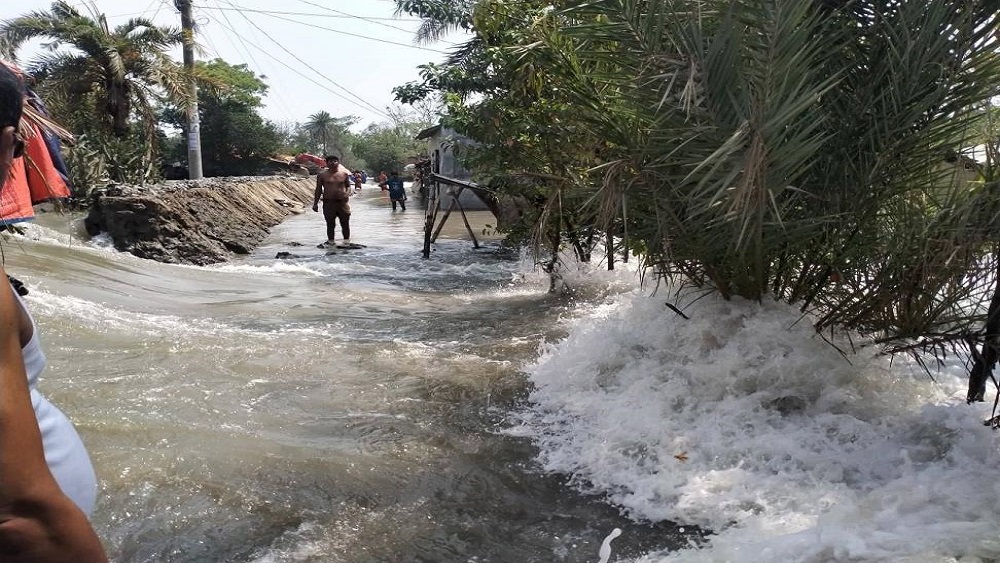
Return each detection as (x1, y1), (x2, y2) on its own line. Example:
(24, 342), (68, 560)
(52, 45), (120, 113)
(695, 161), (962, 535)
(84, 175), (314, 265)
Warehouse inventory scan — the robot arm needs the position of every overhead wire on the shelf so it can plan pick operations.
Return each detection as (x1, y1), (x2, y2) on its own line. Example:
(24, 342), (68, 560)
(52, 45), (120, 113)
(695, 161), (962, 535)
(219, 3), (447, 54)
(63, 3), (159, 20)
(194, 6), (422, 23)
(202, 7), (391, 120)
(137, 0), (161, 19)
(216, 0), (391, 118)
(199, 0), (297, 121)
(149, 0), (169, 22)
(194, 11), (225, 58)
(292, 0), (414, 33)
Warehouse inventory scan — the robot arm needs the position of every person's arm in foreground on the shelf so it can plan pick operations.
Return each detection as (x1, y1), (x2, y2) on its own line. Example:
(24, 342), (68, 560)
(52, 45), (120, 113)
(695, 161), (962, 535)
(0, 127), (107, 563)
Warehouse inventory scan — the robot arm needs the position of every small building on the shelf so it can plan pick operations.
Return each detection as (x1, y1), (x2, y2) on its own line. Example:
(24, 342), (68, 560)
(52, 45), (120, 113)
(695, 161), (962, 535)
(415, 124), (489, 211)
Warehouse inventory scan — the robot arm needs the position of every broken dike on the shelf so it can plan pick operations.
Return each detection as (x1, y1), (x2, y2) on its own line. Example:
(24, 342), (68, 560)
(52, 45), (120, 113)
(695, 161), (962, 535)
(84, 176), (314, 265)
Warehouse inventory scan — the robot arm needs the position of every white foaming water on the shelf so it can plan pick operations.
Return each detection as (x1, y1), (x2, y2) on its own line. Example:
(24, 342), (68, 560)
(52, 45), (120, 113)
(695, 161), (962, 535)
(515, 290), (1000, 562)
(208, 261), (325, 277)
(25, 289), (247, 338)
(30, 194), (998, 561)
(8, 220), (114, 254)
(12, 196), (692, 562)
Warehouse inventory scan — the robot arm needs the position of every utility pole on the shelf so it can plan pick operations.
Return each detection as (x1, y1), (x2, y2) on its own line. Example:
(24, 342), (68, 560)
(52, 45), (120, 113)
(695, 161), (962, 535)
(176, 0), (203, 179)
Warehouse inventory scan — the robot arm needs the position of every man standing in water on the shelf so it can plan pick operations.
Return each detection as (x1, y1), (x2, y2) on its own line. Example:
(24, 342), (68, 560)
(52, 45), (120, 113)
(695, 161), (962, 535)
(386, 171), (407, 212)
(313, 155), (353, 247)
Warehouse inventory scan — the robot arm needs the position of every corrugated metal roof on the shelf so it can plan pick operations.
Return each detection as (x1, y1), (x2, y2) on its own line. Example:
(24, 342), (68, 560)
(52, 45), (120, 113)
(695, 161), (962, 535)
(415, 124), (442, 140)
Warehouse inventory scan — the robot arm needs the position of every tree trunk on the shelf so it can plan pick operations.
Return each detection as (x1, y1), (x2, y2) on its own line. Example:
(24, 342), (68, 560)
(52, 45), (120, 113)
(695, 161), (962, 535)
(106, 80), (131, 138)
(967, 259), (1000, 403)
(545, 229), (561, 293)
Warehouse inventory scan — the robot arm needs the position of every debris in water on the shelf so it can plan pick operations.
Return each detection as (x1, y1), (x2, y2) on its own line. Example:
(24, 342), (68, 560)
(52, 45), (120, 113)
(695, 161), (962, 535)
(597, 528), (622, 563)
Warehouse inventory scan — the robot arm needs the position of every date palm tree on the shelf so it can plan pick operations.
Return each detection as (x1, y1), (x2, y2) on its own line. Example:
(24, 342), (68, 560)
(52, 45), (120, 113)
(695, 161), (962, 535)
(518, 0), (1000, 393)
(404, 0), (1000, 395)
(0, 0), (190, 138)
(395, 0), (474, 44)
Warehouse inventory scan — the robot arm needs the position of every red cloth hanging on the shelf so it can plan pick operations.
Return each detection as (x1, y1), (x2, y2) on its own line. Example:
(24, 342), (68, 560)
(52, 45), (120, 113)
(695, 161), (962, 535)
(0, 122), (71, 225)
(0, 59), (71, 225)
(0, 156), (35, 225)
(24, 121), (70, 204)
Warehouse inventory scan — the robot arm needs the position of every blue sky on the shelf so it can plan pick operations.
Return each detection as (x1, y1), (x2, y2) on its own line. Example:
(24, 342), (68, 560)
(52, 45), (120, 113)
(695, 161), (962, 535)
(2, 0), (463, 128)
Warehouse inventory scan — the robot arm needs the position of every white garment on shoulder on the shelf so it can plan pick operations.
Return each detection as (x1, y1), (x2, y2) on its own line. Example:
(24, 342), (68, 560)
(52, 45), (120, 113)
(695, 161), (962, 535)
(17, 289), (98, 516)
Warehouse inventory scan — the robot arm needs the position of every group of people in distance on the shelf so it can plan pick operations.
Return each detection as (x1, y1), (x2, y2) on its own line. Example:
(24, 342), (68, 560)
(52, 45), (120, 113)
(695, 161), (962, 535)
(351, 169), (366, 191)
(312, 155), (408, 248)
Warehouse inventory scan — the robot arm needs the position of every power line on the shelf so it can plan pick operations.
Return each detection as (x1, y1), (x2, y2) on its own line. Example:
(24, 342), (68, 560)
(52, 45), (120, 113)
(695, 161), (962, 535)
(292, 0), (413, 33)
(200, 0), (297, 121)
(220, 2), (447, 54)
(138, 0), (161, 19)
(195, 6), (422, 23)
(215, 0), (389, 118)
(203, 10), (391, 120)
(195, 10), (225, 58)
(150, 0), (169, 22)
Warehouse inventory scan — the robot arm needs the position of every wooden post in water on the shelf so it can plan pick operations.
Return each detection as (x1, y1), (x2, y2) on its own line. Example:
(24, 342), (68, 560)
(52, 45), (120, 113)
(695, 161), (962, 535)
(422, 181), (440, 258)
(431, 198), (457, 243)
(455, 195), (480, 249)
(425, 173), (496, 254)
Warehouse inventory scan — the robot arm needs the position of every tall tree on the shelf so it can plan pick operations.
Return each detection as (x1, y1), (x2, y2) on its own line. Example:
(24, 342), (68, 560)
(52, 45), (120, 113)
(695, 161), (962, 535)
(304, 111), (357, 158)
(400, 0), (1000, 391)
(352, 106), (435, 176)
(162, 59), (280, 177)
(0, 0), (190, 139)
(304, 111), (334, 156)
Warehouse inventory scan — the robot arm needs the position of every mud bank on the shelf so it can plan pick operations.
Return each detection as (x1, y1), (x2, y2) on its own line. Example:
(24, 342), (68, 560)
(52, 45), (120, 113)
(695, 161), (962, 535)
(84, 176), (314, 265)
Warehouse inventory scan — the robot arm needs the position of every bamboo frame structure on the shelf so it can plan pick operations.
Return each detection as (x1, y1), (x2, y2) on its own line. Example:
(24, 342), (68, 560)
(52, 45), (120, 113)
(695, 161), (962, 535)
(422, 173), (495, 258)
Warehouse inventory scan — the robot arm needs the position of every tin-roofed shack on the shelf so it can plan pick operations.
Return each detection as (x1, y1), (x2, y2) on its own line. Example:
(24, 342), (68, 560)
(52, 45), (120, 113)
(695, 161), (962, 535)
(415, 124), (489, 211)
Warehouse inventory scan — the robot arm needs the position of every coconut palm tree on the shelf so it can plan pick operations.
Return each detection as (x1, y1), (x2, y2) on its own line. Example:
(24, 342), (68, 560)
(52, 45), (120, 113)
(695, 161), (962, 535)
(304, 111), (357, 157)
(0, 0), (190, 139)
(305, 110), (334, 155)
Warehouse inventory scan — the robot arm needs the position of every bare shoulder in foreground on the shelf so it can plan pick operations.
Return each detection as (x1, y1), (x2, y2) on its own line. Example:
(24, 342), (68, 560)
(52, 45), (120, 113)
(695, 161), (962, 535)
(0, 63), (108, 563)
(0, 265), (108, 563)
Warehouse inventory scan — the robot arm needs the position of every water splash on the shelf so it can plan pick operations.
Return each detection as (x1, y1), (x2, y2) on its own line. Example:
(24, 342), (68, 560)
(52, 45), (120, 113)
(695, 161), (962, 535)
(517, 291), (1000, 562)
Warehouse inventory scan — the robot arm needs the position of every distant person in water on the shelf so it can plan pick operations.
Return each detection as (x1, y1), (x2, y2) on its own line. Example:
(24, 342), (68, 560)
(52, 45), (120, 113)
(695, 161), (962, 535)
(0, 62), (108, 562)
(353, 170), (363, 191)
(386, 171), (407, 211)
(377, 171), (388, 191)
(313, 155), (353, 246)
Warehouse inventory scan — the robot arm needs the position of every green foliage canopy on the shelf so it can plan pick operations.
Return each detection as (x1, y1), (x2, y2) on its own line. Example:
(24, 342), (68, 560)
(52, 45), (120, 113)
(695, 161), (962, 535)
(398, 0), (1000, 363)
(162, 59), (280, 177)
(0, 0), (190, 139)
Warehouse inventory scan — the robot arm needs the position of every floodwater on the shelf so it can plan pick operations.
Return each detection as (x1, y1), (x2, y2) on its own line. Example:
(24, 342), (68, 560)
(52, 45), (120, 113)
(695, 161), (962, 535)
(5, 185), (688, 562)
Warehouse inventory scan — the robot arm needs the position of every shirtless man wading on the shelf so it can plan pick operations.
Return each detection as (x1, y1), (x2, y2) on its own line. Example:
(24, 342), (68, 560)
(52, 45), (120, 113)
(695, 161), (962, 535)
(313, 155), (353, 247)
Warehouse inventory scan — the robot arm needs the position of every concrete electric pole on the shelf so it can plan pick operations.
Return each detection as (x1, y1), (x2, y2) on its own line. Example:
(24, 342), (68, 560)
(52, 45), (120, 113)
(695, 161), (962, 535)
(176, 0), (203, 179)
